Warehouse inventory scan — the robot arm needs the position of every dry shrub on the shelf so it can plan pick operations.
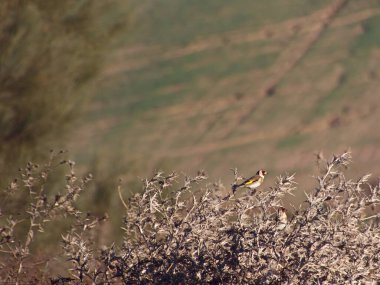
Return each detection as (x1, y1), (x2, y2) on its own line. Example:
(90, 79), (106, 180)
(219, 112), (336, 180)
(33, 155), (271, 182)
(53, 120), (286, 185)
(0, 151), (97, 284)
(1, 151), (379, 284)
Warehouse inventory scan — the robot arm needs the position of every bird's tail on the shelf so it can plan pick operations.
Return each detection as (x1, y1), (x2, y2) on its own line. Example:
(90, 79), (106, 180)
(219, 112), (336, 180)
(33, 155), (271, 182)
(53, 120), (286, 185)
(232, 184), (239, 194)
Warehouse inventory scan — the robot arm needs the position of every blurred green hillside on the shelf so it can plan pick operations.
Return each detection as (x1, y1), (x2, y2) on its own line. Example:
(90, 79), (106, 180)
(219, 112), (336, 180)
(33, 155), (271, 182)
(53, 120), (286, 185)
(69, 0), (380, 200)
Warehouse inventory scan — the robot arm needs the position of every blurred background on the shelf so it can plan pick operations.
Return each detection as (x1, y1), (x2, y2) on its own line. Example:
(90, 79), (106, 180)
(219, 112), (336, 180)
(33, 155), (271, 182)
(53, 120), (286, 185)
(1, 0), (380, 240)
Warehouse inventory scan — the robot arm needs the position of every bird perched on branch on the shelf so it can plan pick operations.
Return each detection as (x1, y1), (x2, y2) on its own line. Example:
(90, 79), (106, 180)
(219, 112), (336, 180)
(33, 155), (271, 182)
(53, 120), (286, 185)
(232, 169), (268, 194)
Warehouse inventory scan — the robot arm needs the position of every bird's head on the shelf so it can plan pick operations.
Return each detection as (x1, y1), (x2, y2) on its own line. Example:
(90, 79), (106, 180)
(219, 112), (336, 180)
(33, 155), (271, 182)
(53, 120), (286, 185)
(257, 169), (268, 177)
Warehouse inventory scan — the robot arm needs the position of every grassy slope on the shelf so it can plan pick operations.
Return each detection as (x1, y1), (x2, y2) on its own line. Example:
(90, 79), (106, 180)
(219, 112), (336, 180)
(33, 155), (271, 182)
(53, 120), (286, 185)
(72, 0), (380, 199)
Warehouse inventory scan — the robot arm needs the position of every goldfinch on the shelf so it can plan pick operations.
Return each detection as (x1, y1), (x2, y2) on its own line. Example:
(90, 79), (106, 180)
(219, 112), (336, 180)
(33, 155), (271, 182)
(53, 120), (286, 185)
(232, 169), (268, 194)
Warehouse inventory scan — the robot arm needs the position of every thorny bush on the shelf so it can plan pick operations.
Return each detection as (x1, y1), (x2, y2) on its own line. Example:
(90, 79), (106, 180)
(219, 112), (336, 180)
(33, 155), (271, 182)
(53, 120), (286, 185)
(1, 151), (379, 284)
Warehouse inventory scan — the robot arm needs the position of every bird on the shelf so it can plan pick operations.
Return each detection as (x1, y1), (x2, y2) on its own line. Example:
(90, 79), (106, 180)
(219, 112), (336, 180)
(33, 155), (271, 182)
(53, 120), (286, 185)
(232, 169), (268, 194)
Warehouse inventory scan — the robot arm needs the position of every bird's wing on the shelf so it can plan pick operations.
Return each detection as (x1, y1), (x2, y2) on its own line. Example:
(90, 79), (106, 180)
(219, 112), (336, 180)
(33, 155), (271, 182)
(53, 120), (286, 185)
(241, 175), (260, 186)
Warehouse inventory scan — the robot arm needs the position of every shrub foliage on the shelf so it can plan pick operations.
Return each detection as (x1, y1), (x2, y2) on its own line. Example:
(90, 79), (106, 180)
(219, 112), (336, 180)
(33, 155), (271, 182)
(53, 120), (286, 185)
(0, 151), (379, 284)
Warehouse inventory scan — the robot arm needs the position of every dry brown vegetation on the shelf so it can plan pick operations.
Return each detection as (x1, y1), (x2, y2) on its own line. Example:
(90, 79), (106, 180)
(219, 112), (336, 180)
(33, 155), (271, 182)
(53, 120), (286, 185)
(0, 151), (379, 284)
